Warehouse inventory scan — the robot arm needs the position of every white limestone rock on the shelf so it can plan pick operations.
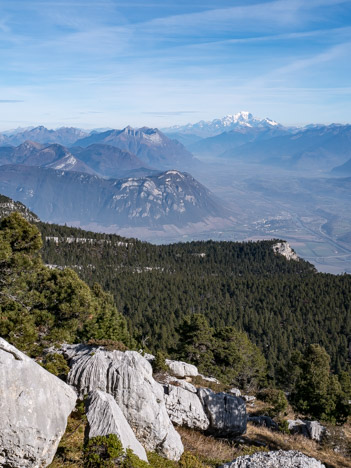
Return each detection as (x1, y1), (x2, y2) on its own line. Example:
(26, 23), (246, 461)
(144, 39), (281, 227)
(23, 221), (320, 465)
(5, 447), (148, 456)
(164, 384), (210, 430)
(198, 388), (247, 436)
(0, 338), (77, 468)
(305, 421), (326, 442)
(64, 345), (183, 461)
(219, 450), (325, 467)
(288, 419), (326, 442)
(273, 241), (299, 261)
(166, 377), (197, 393)
(166, 359), (198, 378)
(198, 374), (220, 384)
(85, 390), (148, 462)
(229, 388), (241, 397)
(242, 395), (256, 402)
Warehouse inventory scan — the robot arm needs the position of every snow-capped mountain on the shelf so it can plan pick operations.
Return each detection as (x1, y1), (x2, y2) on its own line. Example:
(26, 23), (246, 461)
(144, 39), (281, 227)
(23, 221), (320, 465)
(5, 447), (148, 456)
(164, 112), (280, 138)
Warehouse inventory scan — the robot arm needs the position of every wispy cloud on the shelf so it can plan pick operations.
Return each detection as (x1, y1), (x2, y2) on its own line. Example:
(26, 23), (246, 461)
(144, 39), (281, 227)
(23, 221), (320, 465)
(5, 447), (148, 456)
(0, 99), (24, 103)
(143, 111), (199, 116)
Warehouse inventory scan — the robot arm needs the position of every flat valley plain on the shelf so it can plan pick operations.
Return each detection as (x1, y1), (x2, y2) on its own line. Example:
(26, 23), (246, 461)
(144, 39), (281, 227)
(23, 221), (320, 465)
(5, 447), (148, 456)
(178, 161), (351, 274)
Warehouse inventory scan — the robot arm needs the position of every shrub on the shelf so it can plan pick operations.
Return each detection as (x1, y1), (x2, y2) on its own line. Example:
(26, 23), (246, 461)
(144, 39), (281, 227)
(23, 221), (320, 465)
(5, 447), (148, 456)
(152, 350), (168, 373)
(84, 434), (124, 467)
(178, 452), (204, 468)
(257, 388), (288, 416)
(41, 353), (70, 380)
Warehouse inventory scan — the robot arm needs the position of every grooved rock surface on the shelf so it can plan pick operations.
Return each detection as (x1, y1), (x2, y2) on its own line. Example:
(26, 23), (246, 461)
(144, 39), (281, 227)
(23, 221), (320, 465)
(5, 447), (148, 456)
(166, 359), (199, 378)
(63, 344), (183, 461)
(198, 388), (247, 436)
(85, 390), (148, 462)
(219, 450), (325, 467)
(164, 384), (210, 430)
(0, 338), (77, 468)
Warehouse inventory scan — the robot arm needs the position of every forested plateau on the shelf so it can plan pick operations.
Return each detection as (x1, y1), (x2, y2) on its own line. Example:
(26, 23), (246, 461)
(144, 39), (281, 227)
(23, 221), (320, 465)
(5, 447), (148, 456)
(38, 221), (351, 382)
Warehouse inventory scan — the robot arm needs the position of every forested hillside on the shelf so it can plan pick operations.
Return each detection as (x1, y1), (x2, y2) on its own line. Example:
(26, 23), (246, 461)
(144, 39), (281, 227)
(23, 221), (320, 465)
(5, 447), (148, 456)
(38, 222), (351, 382)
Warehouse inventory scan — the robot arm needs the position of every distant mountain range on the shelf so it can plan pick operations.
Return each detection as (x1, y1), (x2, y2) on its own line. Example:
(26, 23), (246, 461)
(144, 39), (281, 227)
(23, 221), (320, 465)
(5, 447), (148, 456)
(0, 141), (156, 179)
(0, 126), (89, 147)
(0, 125), (199, 172)
(1, 113), (351, 180)
(0, 165), (229, 229)
(73, 126), (197, 171)
(163, 112), (281, 138)
(219, 124), (351, 171)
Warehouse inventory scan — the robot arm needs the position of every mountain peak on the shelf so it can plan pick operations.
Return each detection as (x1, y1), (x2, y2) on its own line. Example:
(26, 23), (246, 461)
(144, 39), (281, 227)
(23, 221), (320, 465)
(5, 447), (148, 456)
(163, 112), (280, 137)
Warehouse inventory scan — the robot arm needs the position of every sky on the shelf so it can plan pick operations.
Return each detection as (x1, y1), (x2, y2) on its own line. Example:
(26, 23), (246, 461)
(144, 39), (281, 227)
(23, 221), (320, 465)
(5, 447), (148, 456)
(1, 0), (351, 130)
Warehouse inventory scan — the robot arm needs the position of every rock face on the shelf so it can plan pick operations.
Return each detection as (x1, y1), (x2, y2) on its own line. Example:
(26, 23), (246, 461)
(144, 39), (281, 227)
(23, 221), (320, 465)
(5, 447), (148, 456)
(164, 384), (210, 430)
(0, 338), (77, 468)
(63, 344), (183, 461)
(273, 242), (299, 261)
(166, 359), (199, 378)
(198, 388), (247, 436)
(219, 450), (325, 468)
(85, 390), (148, 462)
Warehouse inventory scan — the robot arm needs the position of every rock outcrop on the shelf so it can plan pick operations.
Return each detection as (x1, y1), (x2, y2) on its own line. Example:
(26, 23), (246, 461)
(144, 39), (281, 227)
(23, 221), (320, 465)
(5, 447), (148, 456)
(85, 390), (148, 461)
(63, 344), (183, 460)
(219, 450), (325, 467)
(198, 388), (247, 436)
(166, 359), (199, 378)
(0, 338), (77, 468)
(164, 384), (210, 430)
(273, 241), (299, 261)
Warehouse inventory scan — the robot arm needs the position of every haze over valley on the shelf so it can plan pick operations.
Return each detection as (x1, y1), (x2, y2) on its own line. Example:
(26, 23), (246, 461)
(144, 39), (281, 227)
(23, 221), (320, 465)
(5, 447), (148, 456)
(0, 111), (351, 273)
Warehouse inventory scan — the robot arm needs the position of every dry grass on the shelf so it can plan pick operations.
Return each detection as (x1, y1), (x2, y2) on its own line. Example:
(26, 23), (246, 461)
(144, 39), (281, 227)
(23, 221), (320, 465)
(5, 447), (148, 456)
(246, 424), (351, 468)
(177, 427), (268, 466)
(177, 422), (351, 468)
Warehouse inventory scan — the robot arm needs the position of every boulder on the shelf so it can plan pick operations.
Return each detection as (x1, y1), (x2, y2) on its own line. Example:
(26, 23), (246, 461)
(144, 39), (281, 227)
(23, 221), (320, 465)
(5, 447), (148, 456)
(198, 374), (220, 384)
(166, 359), (198, 378)
(229, 388), (241, 397)
(288, 419), (326, 443)
(198, 388), (247, 436)
(219, 450), (325, 467)
(242, 395), (256, 402)
(288, 419), (309, 437)
(164, 384), (210, 430)
(0, 338), (77, 468)
(64, 344), (183, 460)
(85, 390), (148, 462)
(305, 421), (326, 443)
(248, 415), (278, 430)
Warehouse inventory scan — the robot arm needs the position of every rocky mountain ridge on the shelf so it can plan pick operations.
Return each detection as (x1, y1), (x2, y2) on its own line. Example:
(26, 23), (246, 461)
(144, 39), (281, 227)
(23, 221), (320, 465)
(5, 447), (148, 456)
(0, 166), (229, 229)
(73, 126), (198, 171)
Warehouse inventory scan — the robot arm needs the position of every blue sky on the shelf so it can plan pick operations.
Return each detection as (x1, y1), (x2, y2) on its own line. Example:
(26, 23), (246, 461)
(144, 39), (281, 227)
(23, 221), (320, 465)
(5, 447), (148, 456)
(1, 0), (351, 130)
